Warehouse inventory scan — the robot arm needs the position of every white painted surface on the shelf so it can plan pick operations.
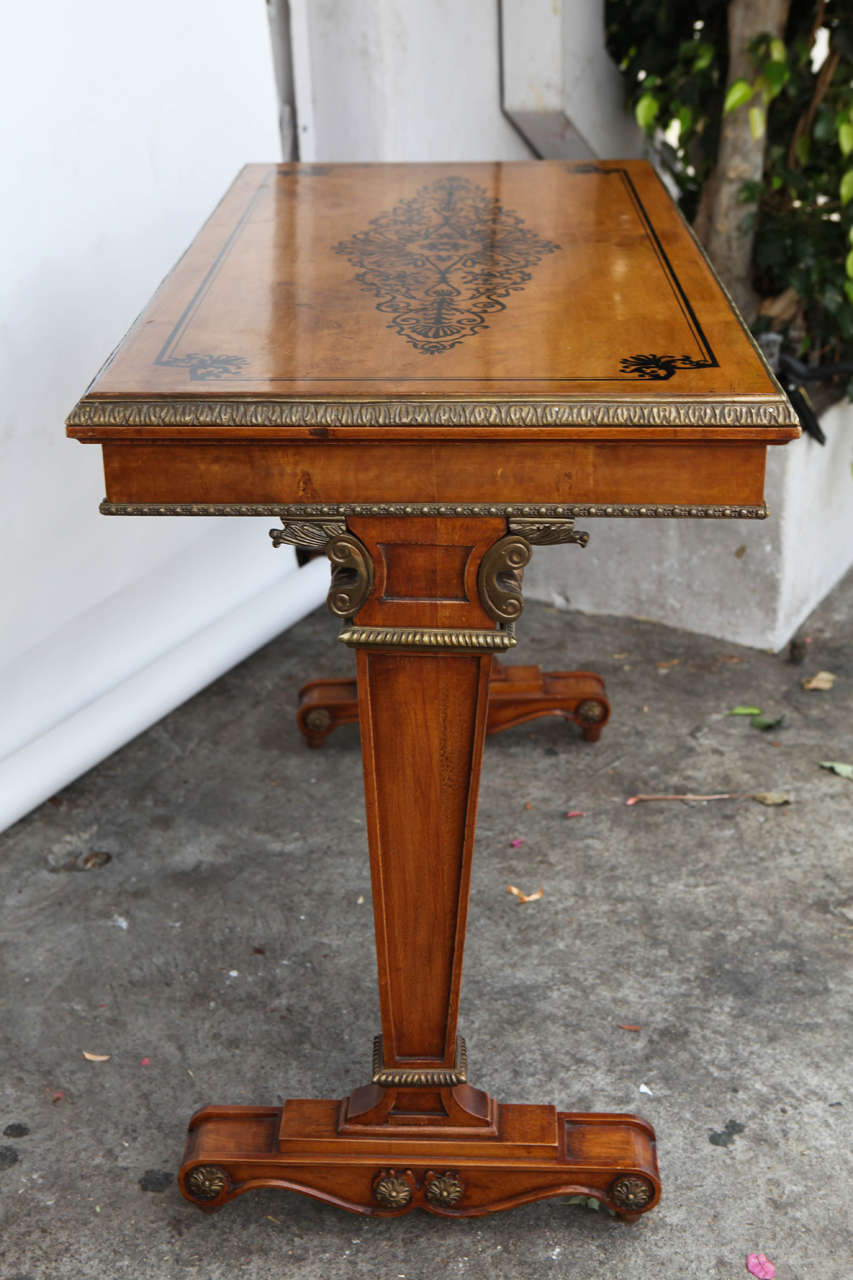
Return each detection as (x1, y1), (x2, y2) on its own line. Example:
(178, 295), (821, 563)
(501, 0), (643, 158)
(0, 555), (329, 835)
(0, 2), (302, 829)
(291, 0), (530, 161)
(524, 408), (853, 652)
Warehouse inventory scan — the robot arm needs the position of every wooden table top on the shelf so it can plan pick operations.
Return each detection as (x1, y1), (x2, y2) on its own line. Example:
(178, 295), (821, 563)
(67, 161), (797, 445)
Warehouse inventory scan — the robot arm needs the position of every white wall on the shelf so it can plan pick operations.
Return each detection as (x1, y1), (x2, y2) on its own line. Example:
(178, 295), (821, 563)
(0, 3), (326, 831)
(523, 419), (853, 653)
(290, 0), (531, 162)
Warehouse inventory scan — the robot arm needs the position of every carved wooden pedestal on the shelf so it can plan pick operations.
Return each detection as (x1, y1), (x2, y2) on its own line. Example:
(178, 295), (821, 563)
(297, 661), (610, 748)
(67, 160), (799, 1231)
(177, 514), (659, 1219)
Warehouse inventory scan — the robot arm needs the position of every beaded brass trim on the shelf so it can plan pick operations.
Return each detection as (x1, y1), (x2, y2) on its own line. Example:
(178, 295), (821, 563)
(338, 625), (516, 652)
(71, 397), (797, 428)
(372, 1035), (468, 1087)
(100, 500), (769, 520)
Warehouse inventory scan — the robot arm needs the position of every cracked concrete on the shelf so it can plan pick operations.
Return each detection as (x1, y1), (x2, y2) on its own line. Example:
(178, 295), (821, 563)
(1, 569), (851, 1280)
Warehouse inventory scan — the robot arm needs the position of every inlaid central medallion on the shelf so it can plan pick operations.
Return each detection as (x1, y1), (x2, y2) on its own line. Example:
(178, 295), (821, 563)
(334, 176), (560, 355)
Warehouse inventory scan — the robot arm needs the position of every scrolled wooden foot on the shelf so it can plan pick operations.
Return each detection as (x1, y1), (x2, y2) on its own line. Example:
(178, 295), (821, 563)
(297, 665), (611, 747)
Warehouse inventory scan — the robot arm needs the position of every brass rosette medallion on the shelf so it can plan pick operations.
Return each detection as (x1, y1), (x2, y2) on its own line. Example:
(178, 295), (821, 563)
(304, 708), (333, 733)
(373, 1171), (413, 1210)
(609, 1174), (654, 1211)
(425, 1172), (465, 1209)
(575, 699), (606, 724)
(185, 1164), (230, 1201)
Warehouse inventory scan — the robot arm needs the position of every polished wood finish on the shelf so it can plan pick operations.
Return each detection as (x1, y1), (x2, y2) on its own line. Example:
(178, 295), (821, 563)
(67, 162), (794, 427)
(96, 437), (773, 506)
(66, 160), (799, 1223)
(298, 662), (609, 748)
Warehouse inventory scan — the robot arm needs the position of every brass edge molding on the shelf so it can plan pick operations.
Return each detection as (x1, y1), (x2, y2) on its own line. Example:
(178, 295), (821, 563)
(73, 398), (798, 428)
(372, 1035), (468, 1088)
(508, 517), (589, 546)
(478, 534), (531, 622)
(338, 625), (517, 652)
(100, 500), (769, 520)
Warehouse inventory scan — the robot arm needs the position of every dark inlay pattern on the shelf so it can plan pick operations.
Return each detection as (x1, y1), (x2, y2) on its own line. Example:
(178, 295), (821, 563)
(334, 177), (560, 355)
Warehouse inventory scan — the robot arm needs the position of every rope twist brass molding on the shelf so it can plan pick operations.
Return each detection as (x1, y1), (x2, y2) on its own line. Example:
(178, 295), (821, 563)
(338, 626), (516, 652)
(371, 1035), (468, 1088)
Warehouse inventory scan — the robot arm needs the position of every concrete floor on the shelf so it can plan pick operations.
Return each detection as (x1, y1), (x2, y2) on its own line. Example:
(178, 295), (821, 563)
(2, 570), (851, 1280)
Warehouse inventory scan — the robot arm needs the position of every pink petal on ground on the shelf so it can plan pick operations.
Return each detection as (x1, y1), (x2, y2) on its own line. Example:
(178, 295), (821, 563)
(565, 810), (586, 818)
(140, 1057), (151, 1067)
(746, 1253), (776, 1279)
(510, 838), (525, 847)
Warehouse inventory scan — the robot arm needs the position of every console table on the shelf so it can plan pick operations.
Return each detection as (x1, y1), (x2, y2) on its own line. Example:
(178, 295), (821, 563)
(67, 161), (797, 1220)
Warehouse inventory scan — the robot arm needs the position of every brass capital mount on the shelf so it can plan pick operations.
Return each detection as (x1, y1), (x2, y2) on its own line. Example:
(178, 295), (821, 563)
(269, 514), (589, 640)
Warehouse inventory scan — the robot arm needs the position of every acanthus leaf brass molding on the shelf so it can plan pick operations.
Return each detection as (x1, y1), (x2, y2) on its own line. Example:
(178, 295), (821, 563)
(338, 625), (516, 652)
(269, 518), (346, 548)
(73, 397), (797, 428)
(326, 532), (374, 619)
(372, 1035), (468, 1089)
(100, 499), (769, 520)
(508, 517), (589, 546)
(478, 534), (532, 623)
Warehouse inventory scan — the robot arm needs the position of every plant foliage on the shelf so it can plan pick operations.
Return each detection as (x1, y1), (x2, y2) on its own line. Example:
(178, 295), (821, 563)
(606, 0), (853, 399)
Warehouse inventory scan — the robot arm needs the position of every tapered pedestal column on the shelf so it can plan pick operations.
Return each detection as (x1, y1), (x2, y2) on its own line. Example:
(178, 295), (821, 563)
(179, 516), (660, 1219)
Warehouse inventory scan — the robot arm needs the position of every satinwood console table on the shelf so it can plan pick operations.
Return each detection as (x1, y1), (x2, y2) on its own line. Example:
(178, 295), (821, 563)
(67, 161), (798, 1220)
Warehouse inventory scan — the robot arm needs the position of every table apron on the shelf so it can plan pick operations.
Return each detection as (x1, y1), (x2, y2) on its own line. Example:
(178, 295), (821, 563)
(99, 439), (767, 509)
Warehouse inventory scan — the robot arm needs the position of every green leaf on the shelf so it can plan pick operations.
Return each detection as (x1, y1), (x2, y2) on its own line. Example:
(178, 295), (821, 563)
(724, 79), (754, 114)
(693, 43), (714, 72)
(845, 281), (853, 306)
(769, 37), (787, 63)
(819, 761), (853, 780)
(749, 106), (765, 140)
(840, 170), (853, 205)
(730, 706), (762, 716)
(840, 122), (853, 157)
(751, 712), (784, 731)
(677, 104), (693, 135)
(761, 61), (788, 98)
(846, 250), (853, 280)
(635, 92), (659, 131)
